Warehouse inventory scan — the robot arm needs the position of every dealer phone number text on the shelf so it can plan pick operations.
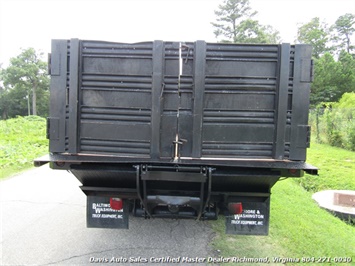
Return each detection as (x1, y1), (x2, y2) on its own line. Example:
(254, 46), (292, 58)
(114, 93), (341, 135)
(301, 257), (352, 263)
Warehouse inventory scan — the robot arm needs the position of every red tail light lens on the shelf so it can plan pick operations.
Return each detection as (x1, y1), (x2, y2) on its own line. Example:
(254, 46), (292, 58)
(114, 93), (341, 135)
(288, 169), (298, 175)
(110, 198), (123, 210)
(228, 202), (243, 214)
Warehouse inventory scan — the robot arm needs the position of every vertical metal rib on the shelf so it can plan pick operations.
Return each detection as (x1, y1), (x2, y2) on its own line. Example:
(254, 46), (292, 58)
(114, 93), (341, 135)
(150, 40), (164, 159)
(191, 41), (206, 158)
(273, 43), (290, 159)
(68, 38), (80, 153)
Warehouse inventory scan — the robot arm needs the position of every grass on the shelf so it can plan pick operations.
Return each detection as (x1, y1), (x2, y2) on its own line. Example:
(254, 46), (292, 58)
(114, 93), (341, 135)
(0, 116), (48, 179)
(299, 142), (355, 191)
(211, 143), (355, 265)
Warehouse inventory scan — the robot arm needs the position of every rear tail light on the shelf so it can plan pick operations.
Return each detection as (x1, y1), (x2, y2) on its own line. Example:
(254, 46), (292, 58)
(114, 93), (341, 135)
(110, 198), (123, 210)
(228, 202), (243, 214)
(288, 169), (298, 175)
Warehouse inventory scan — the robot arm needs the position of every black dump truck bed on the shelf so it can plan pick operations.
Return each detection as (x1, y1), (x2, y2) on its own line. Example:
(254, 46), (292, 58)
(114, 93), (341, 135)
(37, 39), (317, 235)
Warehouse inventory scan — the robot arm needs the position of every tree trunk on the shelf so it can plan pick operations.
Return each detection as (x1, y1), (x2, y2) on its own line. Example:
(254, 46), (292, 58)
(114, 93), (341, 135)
(346, 33), (350, 53)
(2, 109), (8, 120)
(32, 84), (37, 116)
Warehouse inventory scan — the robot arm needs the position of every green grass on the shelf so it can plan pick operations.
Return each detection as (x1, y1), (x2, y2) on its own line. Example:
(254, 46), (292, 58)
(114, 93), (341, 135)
(299, 142), (355, 191)
(0, 116), (48, 179)
(211, 144), (355, 265)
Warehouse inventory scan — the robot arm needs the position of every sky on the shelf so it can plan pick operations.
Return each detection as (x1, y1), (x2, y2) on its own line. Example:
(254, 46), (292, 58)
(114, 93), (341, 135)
(0, 0), (354, 66)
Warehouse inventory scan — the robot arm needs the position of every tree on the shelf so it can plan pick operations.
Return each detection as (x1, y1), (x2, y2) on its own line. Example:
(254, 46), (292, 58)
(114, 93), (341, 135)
(0, 68), (10, 119)
(211, 0), (280, 44)
(296, 17), (332, 58)
(234, 19), (280, 44)
(311, 51), (355, 106)
(311, 53), (341, 105)
(0, 85), (10, 119)
(337, 50), (355, 94)
(332, 13), (355, 54)
(1, 48), (49, 117)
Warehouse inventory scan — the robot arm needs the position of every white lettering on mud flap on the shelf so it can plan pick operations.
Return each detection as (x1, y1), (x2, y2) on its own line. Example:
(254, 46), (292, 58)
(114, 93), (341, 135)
(226, 199), (270, 235)
(87, 196), (128, 229)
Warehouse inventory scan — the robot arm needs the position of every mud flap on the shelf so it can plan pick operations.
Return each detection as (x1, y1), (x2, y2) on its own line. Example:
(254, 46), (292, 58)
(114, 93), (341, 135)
(225, 198), (270, 235)
(87, 196), (129, 229)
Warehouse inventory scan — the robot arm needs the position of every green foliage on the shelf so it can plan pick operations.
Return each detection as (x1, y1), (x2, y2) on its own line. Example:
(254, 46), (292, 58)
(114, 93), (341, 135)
(337, 89), (355, 108)
(323, 107), (344, 147)
(296, 17), (333, 58)
(0, 116), (48, 178)
(338, 51), (355, 95)
(310, 93), (355, 151)
(311, 53), (341, 104)
(296, 14), (355, 58)
(0, 48), (49, 119)
(337, 93), (355, 150)
(211, 0), (280, 44)
(296, 14), (355, 107)
(234, 19), (280, 44)
(311, 52), (355, 106)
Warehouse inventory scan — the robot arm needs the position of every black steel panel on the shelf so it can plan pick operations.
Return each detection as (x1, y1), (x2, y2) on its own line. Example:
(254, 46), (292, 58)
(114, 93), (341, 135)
(80, 139), (150, 156)
(204, 93), (275, 110)
(203, 110), (274, 124)
(80, 107), (151, 122)
(81, 90), (151, 108)
(202, 142), (273, 158)
(206, 61), (276, 77)
(289, 45), (312, 160)
(200, 43), (278, 158)
(48, 40), (67, 152)
(76, 41), (155, 157)
(202, 125), (274, 142)
(48, 39), (313, 165)
(49, 40), (68, 152)
(83, 57), (152, 76)
(81, 75), (152, 90)
(81, 122), (151, 142)
(47, 118), (59, 140)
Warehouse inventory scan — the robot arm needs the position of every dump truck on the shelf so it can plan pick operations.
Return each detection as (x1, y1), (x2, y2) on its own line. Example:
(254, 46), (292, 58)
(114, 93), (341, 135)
(35, 39), (318, 235)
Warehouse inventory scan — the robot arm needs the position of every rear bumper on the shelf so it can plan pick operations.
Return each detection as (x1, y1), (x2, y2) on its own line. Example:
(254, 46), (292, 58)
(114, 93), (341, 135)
(34, 153), (318, 176)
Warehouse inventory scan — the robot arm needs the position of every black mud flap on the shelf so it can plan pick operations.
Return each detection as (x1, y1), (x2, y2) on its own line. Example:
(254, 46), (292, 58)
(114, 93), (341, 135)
(225, 198), (270, 235)
(87, 196), (129, 229)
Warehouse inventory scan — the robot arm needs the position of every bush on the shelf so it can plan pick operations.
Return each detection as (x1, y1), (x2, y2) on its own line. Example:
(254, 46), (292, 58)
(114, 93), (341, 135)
(348, 124), (355, 151)
(323, 107), (344, 147)
(311, 93), (355, 151)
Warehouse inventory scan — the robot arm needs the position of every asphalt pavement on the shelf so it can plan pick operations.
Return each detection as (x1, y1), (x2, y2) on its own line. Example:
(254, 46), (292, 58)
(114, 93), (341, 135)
(0, 165), (217, 265)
